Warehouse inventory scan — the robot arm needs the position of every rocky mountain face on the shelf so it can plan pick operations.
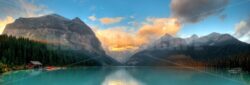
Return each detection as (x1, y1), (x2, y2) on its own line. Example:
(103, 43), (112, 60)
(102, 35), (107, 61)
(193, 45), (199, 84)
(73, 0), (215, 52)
(146, 32), (241, 50)
(126, 32), (250, 66)
(3, 14), (119, 65)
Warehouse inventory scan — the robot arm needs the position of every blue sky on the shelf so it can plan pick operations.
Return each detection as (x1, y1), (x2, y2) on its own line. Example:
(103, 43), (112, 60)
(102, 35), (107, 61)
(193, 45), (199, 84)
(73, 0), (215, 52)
(37, 0), (171, 19)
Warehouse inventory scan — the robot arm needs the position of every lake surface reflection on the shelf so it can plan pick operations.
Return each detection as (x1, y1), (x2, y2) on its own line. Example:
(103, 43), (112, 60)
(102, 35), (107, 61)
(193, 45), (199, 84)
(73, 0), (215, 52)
(1, 67), (250, 85)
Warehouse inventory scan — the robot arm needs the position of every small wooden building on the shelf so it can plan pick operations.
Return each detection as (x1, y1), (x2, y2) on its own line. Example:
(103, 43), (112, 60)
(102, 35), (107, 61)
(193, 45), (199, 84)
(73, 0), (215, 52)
(27, 61), (43, 69)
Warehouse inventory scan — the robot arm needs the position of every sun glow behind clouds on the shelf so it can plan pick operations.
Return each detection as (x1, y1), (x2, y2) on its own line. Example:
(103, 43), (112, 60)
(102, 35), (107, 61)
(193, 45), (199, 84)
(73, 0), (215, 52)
(95, 18), (181, 52)
(0, 16), (14, 34)
(0, 0), (53, 35)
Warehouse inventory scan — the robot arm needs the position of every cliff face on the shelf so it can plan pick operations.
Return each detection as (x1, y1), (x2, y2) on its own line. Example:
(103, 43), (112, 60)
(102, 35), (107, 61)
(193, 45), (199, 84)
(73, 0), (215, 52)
(3, 14), (120, 65)
(3, 14), (104, 55)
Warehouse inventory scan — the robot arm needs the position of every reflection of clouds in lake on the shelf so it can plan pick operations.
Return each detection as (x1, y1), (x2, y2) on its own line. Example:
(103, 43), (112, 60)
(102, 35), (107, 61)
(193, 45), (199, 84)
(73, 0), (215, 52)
(102, 69), (144, 85)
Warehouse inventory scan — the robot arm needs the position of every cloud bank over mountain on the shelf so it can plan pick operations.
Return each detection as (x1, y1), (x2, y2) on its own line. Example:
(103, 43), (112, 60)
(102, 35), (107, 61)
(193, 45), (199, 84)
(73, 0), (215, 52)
(94, 18), (181, 62)
(92, 0), (231, 61)
(95, 18), (181, 52)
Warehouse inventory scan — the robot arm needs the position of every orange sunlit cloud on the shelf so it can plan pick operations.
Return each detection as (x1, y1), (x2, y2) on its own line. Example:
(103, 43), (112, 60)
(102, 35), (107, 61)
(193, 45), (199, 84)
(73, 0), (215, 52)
(99, 17), (124, 25)
(0, 16), (15, 34)
(138, 18), (181, 40)
(96, 27), (143, 51)
(95, 18), (181, 52)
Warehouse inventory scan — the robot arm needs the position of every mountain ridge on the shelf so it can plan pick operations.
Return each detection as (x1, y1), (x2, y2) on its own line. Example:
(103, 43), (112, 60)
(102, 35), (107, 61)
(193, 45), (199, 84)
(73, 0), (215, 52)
(126, 32), (250, 66)
(3, 14), (120, 65)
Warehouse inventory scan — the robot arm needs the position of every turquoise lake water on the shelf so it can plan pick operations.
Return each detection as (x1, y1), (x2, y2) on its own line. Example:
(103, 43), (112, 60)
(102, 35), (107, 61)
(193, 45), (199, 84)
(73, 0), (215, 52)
(0, 67), (250, 85)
